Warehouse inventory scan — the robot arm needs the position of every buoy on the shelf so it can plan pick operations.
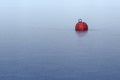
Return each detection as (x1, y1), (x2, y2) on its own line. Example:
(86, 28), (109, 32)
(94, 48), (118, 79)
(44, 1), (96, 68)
(75, 19), (88, 31)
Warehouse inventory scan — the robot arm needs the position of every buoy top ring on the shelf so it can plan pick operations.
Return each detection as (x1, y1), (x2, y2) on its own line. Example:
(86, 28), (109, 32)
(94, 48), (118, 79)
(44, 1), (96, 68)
(78, 19), (82, 22)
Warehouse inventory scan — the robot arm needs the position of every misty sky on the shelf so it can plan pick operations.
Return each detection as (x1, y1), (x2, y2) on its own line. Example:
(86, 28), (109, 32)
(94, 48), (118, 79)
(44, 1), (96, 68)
(0, 0), (120, 28)
(0, 0), (120, 7)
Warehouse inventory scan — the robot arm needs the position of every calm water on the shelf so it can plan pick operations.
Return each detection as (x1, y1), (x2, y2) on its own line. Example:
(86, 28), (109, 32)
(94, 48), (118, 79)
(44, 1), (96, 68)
(1, 1), (120, 80)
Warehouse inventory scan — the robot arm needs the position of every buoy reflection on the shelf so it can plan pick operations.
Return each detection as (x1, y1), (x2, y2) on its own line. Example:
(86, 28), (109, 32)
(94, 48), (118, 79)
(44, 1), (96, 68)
(75, 31), (88, 37)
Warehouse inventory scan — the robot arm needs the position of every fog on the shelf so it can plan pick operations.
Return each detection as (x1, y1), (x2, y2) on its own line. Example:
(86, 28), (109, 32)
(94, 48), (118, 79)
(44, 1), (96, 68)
(0, 0), (120, 80)
(0, 0), (120, 29)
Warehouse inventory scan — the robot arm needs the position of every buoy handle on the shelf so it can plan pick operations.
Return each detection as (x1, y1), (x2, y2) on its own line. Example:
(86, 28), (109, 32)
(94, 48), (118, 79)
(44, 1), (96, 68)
(78, 19), (82, 22)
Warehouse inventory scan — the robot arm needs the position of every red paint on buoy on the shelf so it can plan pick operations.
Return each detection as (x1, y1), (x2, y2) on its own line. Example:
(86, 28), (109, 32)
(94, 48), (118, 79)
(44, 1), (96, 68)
(75, 19), (88, 31)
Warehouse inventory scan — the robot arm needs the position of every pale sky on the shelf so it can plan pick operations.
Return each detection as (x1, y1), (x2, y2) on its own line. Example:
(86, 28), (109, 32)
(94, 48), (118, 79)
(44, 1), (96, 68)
(0, 0), (120, 28)
(0, 0), (120, 7)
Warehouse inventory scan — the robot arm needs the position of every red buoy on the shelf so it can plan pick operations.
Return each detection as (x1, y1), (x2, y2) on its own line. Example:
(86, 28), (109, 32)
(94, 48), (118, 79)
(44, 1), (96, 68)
(75, 19), (88, 31)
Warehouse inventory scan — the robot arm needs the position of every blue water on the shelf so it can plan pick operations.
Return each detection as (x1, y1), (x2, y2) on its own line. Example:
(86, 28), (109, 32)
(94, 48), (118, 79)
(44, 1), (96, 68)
(0, 24), (120, 80)
(1, 2), (120, 80)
